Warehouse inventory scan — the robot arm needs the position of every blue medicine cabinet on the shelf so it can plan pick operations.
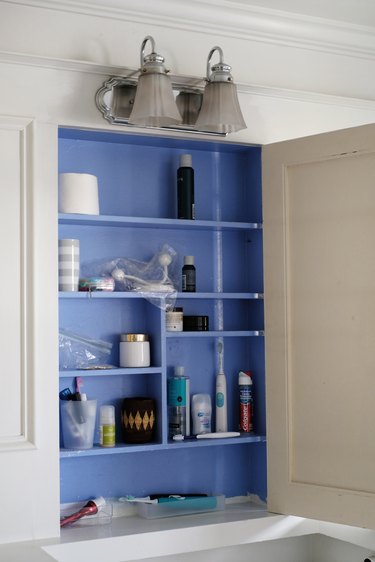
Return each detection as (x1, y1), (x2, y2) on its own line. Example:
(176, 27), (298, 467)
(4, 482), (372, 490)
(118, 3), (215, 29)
(58, 127), (266, 503)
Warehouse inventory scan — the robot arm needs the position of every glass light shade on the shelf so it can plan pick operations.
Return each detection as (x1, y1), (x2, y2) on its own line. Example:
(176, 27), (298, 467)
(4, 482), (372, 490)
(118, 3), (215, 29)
(195, 81), (246, 134)
(128, 72), (182, 127)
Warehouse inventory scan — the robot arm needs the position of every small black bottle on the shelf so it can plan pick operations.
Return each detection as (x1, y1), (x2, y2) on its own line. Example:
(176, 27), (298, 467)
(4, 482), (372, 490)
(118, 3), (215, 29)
(177, 154), (195, 220)
(182, 256), (196, 292)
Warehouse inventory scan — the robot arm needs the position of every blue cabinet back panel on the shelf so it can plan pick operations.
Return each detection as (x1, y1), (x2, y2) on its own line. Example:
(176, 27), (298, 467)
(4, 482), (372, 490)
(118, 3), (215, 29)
(58, 128), (266, 505)
(60, 443), (266, 503)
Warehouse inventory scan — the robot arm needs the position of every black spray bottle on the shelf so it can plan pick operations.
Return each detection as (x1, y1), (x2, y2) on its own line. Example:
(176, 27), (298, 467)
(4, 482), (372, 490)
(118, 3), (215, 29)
(177, 154), (195, 220)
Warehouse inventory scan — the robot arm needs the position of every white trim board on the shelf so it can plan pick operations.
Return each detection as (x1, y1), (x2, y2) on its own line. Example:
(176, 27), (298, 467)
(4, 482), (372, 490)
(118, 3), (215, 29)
(1, 50), (375, 112)
(3, 0), (375, 61)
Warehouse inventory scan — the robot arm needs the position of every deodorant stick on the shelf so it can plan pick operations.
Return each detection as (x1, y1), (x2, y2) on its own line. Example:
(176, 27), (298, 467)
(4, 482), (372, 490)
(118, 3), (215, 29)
(191, 393), (211, 435)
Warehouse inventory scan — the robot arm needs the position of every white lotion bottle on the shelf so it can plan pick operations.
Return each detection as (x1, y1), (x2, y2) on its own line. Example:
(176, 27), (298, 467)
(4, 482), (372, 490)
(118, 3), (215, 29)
(215, 342), (228, 432)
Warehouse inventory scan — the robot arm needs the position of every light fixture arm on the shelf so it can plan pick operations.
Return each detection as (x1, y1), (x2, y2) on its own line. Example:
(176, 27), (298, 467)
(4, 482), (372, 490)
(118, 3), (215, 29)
(206, 46), (233, 83)
(139, 35), (168, 75)
(140, 35), (156, 67)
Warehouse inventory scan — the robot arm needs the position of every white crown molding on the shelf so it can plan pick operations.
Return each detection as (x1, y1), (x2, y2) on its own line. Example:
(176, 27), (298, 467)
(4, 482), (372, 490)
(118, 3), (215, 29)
(2, 49), (375, 112)
(3, 0), (375, 60)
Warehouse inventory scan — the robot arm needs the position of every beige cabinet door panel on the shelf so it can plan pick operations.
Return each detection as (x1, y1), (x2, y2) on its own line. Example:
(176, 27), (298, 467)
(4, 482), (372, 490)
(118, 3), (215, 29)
(263, 123), (375, 529)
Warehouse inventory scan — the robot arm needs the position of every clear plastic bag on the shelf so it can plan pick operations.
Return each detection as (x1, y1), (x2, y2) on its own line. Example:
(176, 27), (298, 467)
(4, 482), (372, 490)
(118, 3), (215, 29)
(59, 329), (113, 370)
(81, 244), (178, 310)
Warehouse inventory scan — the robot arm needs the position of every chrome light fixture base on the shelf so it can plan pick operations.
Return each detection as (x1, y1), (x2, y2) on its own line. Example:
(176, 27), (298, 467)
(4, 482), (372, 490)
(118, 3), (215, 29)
(96, 76), (220, 135)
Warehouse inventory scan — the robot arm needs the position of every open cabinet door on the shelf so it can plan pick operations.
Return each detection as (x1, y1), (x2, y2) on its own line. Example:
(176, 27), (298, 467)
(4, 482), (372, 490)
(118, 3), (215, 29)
(263, 123), (375, 529)
(0, 117), (59, 542)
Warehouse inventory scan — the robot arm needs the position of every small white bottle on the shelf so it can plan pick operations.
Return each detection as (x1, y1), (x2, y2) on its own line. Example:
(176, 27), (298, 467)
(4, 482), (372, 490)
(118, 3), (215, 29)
(99, 405), (115, 447)
(191, 394), (212, 435)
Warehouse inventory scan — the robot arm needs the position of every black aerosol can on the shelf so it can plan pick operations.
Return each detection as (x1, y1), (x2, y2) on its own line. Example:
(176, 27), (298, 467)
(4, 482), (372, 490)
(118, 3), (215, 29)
(177, 154), (195, 220)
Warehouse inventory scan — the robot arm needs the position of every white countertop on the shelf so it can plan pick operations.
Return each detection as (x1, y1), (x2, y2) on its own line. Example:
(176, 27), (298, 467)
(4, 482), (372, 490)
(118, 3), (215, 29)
(0, 502), (317, 562)
(3, 501), (375, 562)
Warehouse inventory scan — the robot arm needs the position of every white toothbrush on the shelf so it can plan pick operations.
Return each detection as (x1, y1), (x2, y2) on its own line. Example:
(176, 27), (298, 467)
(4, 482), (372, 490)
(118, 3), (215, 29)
(215, 341), (228, 432)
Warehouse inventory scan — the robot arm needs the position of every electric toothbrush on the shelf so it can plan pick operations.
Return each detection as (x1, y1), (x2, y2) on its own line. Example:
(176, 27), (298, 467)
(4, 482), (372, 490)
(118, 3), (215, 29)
(215, 341), (228, 432)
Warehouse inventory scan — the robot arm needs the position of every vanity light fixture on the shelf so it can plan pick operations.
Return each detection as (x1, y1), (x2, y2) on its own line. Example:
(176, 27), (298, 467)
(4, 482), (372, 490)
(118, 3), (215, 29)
(95, 36), (246, 136)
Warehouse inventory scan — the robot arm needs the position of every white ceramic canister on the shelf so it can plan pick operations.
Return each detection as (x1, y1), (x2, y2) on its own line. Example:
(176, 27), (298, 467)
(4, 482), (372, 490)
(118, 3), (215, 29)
(119, 333), (150, 367)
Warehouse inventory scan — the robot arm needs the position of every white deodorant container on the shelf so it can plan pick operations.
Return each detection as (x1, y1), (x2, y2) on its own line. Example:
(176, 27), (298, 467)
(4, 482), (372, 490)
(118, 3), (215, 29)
(191, 393), (211, 435)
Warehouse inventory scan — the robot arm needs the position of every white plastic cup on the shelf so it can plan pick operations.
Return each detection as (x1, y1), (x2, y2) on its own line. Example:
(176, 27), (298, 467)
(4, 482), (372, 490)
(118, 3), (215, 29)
(59, 239), (80, 291)
(60, 399), (97, 450)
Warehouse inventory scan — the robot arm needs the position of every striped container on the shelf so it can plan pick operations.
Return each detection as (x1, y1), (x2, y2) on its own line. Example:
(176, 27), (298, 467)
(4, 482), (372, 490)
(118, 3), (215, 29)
(58, 239), (80, 292)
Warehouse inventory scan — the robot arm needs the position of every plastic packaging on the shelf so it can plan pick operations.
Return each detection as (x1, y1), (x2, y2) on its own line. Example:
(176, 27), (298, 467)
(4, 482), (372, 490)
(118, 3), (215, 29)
(82, 244), (178, 310)
(100, 405), (115, 447)
(239, 370), (254, 432)
(182, 255), (196, 292)
(191, 393), (211, 435)
(215, 342), (228, 432)
(168, 366), (190, 438)
(137, 495), (225, 519)
(79, 277), (115, 292)
(177, 154), (195, 220)
(59, 329), (113, 370)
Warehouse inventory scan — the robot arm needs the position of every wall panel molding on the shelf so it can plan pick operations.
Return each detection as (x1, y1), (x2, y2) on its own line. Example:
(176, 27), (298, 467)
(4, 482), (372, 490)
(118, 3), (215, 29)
(0, 116), (36, 451)
(4, 0), (375, 61)
(1, 50), (375, 113)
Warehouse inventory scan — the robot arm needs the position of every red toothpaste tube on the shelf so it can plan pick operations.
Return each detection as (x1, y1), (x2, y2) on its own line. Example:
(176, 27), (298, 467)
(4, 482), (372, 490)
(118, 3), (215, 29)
(239, 370), (253, 432)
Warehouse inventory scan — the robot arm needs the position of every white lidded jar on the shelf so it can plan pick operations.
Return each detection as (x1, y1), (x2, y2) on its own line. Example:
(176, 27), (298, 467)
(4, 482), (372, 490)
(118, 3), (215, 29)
(119, 333), (150, 367)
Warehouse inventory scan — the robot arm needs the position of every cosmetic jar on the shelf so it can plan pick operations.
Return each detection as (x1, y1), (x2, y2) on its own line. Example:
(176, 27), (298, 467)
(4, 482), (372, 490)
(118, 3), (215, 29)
(183, 315), (209, 331)
(166, 307), (183, 331)
(119, 334), (150, 367)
